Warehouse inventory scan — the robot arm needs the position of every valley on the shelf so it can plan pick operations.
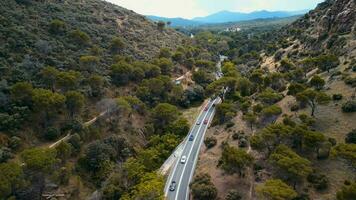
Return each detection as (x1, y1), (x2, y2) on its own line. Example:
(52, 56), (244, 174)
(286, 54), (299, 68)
(0, 0), (355, 200)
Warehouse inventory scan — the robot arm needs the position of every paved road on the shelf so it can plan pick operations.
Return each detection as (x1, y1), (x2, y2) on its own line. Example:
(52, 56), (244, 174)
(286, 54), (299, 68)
(164, 55), (227, 200)
(165, 98), (219, 200)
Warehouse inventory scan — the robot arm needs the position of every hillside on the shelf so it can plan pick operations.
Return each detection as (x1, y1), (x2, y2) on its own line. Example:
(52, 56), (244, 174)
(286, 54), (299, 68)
(190, 0), (356, 199)
(0, 0), (217, 200)
(192, 10), (307, 23)
(0, 0), (185, 73)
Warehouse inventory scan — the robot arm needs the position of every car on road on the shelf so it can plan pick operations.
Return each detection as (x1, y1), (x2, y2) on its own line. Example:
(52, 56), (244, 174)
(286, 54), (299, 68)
(189, 135), (194, 141)
(169, 181), (176, 191)
(180, 155), (187, 164)
(204, 106), (209, 111)
(196, 121), (201, 125)
(212, 103), (216, 107)
(204, 119), (208, 125)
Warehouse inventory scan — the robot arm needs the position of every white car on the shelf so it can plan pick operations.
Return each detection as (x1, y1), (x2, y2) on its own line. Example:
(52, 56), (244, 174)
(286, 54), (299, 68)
(180, 155), (187, 164)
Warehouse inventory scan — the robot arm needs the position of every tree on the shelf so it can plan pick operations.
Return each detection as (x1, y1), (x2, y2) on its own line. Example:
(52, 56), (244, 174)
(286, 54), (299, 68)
(40, 66), (59, 91)
(130, 173), (164, 200)
(32, 89), (66, 126)
(87, 74), (105, 97)
(21, 147), (57, 172)
(260, 105), (282, 124)
(154, 58), (173, 75)
(110, 61), (133, 86)
(219, 145), (254, 177)
(79, 55), (99, 72)
(296, 89), (330, 116)
(69, 29), (90, 46)
(346, 129), (356, 144)
(332, 144), (356, 167)
(256, 179), (297, 200)
(157, 21), (165, 31)
(315, 54), (339, 72)
(191, 173), (218, 200)
(243, 112), (257, 131)
(56, 70), (82, 92)
(287, 83), (306, 96)
(204, 136), (217, 149)
(110, 37), (125, 54)
(49, 19), (66, 34)
(10, 82), (32, 102)
(0, 162), (23, 198)
(258, 88), (283, 105)
(336, 181), (356, 200)
(167, 117), (190, 138)
(158, 48), (171, 58)
(151, 103), (180, 133)
(250, 124), (293, 155)
(193, 70), (215, 87)
(269, 145), (312, 187)
(225, 189), (242, 200)
(310, 75), (325, 90)
(65, 91), (85, 118)
(215, 102), (237, 124)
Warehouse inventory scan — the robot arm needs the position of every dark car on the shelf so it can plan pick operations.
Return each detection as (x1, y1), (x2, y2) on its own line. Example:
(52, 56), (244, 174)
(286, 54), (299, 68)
(189, 135), (194, 141)
(204, 106), (209, 111)
(169, 181), (177, 191)
(204, 119), (208, 124)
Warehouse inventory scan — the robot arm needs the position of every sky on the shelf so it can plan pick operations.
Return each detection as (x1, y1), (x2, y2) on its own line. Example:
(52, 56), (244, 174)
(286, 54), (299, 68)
(106, 0), (324, 19)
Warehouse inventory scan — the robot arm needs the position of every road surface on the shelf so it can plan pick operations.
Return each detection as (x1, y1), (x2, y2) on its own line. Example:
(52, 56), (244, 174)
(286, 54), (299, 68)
(165, 98), (219, 200)
(164, 55), (227, 200)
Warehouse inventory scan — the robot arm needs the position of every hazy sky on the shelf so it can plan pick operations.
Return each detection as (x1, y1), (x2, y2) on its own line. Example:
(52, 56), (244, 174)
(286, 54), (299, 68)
(106, 0), (324, 19)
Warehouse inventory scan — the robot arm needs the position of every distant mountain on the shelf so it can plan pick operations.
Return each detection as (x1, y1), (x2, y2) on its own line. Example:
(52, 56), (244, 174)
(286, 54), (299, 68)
(146, 15), (203, 27)
(192, 10), (309, 23)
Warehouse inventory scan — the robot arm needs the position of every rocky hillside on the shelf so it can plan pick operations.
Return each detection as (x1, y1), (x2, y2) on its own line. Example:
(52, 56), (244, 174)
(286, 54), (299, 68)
(287, 0), (355, 57)
(0, 0), (184, 82)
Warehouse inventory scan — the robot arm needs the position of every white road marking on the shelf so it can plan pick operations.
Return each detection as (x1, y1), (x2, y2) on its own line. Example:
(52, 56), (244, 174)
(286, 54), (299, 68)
(174, 99), (217, 200)
(164, 101), (210, 195)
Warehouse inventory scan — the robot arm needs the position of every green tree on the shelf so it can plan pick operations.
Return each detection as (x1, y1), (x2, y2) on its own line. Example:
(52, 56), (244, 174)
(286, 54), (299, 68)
(296, 89), (330, 116)
(332, 144), (356, 167)
(258, 88), (283, 105)
(40, 66), (59, 91)
(49, 19), (66, 34)
(269, 145), (312, 187)
(131, 173), (164, 200)
(192, 70), (214, 87)
(346, 129), (356, 144)
(215, 102), (237, 124)
(65, 91), (85, 118)
(32, 89), (66, 126)
(336, 181), (356, 200)
(10, 82), (33, 105)
(79, 55), (99, 72)
(111, 61), (133, 86)
(123, 158), (146, 185)
(158, 48), (171, 58)
(310, 75), (325, 90)
(21, 147), (57, 172)
(154, 58), (173, 75)
(219, 145), (254, 177)
(110, 37), (125, 54)
(287, 83), (306, 96)
(151, 103), (180, 133)
(0, 162), (23, 198)
(243, 112), (257, 131)
(69, 29), (90, 46)
(191, 173), (218, 200)
(56, 70), (82, 92)
(256, 179), (297, 200)
(225, 189), (242, 200)
(87, 74), (105, 97)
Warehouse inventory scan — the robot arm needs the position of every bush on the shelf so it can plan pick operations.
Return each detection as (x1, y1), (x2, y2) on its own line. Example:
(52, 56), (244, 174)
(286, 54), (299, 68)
(333, 94), (343, 101)
(290, 104), (299, 112)
(232, 132), (239, 140)
(239, 138), (248, 148)
(204, 136), (217, 149)
(225, 189), (242, 200)
(44, 127), (60, 141)
(342, 100), (356, 113)
(346, 129), (356, 144)
(49, 19), (66, 34)
(226, 121), (235, 129)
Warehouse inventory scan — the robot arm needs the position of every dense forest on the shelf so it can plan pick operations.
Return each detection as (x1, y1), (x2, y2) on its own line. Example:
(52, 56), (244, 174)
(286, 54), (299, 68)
(0, 0), (355, 200)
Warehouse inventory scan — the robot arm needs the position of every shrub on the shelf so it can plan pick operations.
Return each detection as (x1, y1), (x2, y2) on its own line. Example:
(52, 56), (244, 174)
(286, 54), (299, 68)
(204, 136), (217, 149)
(44, 127), (60, 141)
(69, 29), (90, 46)
(333, 94), (343, 101)
(344, 77), (356, 87)
(225, 189), (242, 200)
(49, 19), (66, 34)
(239, 138), (248, 148)
(346, 129), (356, 144)
(226, 121), (235, 129)
(232, 132), (239, 140)
(342, 100), (356, 113)
(290, 104), (299, 112)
